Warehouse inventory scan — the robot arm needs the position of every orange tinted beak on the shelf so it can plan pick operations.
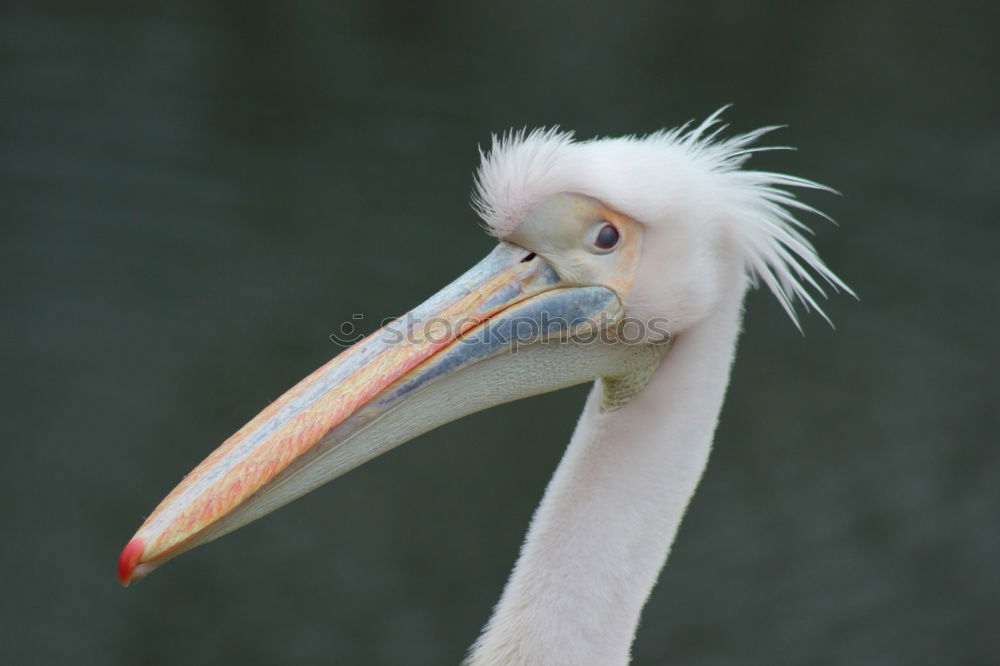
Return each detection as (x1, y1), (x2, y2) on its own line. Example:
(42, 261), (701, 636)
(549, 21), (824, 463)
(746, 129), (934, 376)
(118, 243), (625, 585)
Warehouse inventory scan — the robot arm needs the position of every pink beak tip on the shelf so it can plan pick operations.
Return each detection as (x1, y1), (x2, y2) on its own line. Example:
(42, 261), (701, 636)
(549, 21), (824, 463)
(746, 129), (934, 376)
(117, 538), (145, 587)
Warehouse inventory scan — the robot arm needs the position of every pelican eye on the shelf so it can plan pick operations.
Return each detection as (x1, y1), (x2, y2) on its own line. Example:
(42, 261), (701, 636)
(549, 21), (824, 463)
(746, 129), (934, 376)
(594, 223), (620, 251)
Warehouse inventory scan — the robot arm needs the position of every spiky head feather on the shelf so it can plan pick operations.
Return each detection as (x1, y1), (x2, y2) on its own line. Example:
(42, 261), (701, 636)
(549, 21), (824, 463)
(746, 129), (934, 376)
(472, 110), (852, 327)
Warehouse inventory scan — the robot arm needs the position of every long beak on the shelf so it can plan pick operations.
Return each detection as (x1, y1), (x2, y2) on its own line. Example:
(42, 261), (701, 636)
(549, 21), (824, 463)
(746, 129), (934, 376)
(119, 242), (633, 585)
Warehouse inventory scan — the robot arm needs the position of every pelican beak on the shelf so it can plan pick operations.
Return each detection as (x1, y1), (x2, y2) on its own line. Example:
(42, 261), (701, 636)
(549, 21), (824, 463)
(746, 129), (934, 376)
(119, 242), (633, 585)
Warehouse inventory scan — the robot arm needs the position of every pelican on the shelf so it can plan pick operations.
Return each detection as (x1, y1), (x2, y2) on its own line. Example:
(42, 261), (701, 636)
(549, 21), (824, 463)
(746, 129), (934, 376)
(118, 111), (850, 664)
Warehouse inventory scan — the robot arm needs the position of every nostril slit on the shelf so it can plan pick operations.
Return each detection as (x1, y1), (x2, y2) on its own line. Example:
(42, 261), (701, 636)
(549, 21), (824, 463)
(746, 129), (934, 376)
(520, 252), (537, 263)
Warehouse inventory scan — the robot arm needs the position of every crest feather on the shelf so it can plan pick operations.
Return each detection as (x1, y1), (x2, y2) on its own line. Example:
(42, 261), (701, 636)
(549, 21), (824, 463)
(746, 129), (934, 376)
(472, 110), (853, 327)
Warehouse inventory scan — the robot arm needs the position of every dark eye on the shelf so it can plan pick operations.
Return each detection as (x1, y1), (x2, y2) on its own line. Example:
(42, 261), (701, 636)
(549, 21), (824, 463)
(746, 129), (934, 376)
(594, 223), (620, 250)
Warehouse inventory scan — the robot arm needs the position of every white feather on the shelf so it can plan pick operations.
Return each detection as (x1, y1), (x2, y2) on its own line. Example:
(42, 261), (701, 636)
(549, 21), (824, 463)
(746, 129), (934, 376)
(472, 110), (854, 328)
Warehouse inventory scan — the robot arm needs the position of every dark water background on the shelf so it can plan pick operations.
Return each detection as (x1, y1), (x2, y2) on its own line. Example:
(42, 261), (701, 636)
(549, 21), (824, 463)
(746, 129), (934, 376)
(3, 2), (997, 664)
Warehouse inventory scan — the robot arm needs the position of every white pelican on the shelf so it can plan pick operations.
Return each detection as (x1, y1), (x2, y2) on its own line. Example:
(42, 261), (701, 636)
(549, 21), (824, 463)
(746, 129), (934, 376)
(119, 111), (850, 665)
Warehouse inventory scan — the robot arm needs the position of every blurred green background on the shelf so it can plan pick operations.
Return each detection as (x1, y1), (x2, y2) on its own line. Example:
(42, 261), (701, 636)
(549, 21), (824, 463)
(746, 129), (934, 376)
(2, 1), (997, 664)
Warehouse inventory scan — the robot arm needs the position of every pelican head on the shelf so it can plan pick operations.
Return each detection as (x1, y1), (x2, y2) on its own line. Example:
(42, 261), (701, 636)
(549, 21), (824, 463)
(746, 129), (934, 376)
(118, 111), (849, 593)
